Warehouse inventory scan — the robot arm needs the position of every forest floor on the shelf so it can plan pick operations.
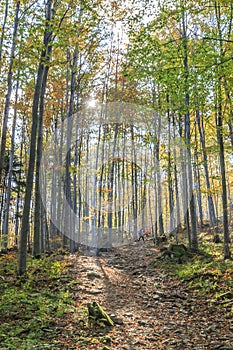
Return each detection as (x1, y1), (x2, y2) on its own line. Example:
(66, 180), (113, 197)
(0, 237), (233, 350)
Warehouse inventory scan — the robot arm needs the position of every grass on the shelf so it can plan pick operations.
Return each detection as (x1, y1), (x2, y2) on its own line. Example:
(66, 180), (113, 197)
(167, 238), (233, 303)
(0, 253), (75, 350)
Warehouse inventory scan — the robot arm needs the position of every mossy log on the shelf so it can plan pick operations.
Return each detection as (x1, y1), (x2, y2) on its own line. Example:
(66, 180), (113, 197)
(88, 302), (114, 326)
(168, 244), (188, 257)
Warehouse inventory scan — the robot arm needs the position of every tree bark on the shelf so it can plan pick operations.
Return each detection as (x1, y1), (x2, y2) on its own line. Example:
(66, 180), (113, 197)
(1, 72), (19, 246)
(18, 0), (54, 275)
(214, 1), (231, 259)
(0, 1), (20, 183)
(196, 108), (217, 228)
(181, 4), (198, 250)
(0, 0), (9, 66)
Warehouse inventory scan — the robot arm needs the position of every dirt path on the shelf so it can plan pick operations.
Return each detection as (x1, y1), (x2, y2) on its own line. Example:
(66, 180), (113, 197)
(56, 240), (233, 350)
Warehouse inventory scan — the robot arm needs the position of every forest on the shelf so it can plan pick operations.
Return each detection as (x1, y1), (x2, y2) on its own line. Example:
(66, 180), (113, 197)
(0, 0), (232, 349)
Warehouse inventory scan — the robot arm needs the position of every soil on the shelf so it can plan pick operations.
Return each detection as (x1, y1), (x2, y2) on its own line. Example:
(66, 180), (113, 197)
(54, 239), (233, 350)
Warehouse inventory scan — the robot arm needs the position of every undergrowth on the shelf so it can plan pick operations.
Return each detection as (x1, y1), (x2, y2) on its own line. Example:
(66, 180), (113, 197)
(168, 239), (233, 305)
(0, 253), (75, 350)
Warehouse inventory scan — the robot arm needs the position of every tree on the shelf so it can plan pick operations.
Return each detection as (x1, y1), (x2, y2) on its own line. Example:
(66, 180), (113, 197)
(213, 1), (231, 259)
(0, 1), (20, 183)
(18, 0), (56, 275)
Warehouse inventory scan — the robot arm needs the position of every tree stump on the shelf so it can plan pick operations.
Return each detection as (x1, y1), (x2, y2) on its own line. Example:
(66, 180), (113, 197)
(87, 302), (114, 327)
(169, 244), (188, 257)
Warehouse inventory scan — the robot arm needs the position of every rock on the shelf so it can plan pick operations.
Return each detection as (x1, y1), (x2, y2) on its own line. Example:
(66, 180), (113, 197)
(153, 294), (160, 300)
(87, 271), (101, 279)
(156, 290), (167, 297)
(89, 289), (102, 294)
(110, 315), (124, 325)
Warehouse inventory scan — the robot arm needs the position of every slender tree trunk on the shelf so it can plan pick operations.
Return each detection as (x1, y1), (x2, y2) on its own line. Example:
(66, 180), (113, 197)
(65, 3), (83, 252)
(178, 115), (191, 245)
(215, 97), (231, 259)
(181, 5), (198, 250)
(0, 1), (20, 183)
(33, 62), (51, 258)
(2, 73), (19, 246)
(214, 1), (231, 259)
(194, 120), (204, 227)
(223, 3), (233, 148)
(18, 0), (54, 275)
(15, 140), (23, 245)
(172, 113), (181, 241)
(65, 47), (78, 252)
(196, 108), (217, 228)
(153, 111), (164, 236)
(0, 0), (9, 67)
(130, 125), (139, 239)
(167, 96), (175, 234)
(222, 80), (233, 149)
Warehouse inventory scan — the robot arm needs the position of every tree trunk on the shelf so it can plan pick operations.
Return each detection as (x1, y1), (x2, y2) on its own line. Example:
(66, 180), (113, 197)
(33, 61), (51, 258)
(172, 113), (181, 241)
(196, 108), (217, 228)
(0, 0), (9, 66)
(1, 72), (19, 246)
(181, 6), (198, 250)
(194, 120), (204, 227)
(154, 111), (164, 236)
(0, 1), (20, 183)
(215, 98), (231, 259)
(214, 1), (231, 259)
(167, 96), (175, 234)
(18, 0), (54, 275)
